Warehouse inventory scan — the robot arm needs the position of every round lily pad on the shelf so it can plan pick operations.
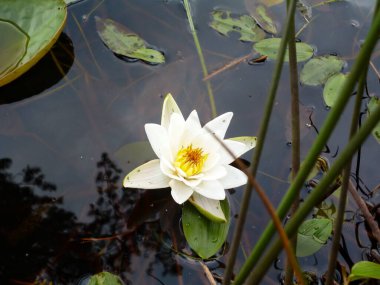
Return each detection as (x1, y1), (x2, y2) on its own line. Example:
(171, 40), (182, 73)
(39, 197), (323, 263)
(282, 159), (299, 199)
(0, 0), (67, 87)
(0, 20), (28, 77)
(253, 38), (314, 62)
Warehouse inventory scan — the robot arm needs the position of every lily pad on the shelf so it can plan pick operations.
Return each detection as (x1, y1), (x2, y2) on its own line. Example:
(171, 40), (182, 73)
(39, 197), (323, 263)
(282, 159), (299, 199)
(300, 55), (345, 86)
(296, 218), (332, 257)
(253, 38), (314, 62)
(88, 271), (124, 285)
(367, 96), (380, 144)
(251, 5), (277, 34)
(95, 16), (165, 64)
(0, 0), (67, 87)
(349, 261), (380, 282)
(323, 73), (347, 107)
(0, 20), (28, 76)
(114, 141), (155, 168)
(210, 10), (266, 42)
(182, 198), (230, 259)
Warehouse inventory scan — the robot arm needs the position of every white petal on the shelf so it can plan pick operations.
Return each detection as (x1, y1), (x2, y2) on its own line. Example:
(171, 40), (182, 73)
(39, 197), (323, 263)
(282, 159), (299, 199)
(189, 192), (226, 223)
(169, 179), (194, 204)
(202, 165), (227, 181)
(161, 93), (183, 129)
(123, 159), (170, 189)
(219, 165), (248, 189)
(219, 139), (253, 164)
(190, 130), (222, 155)
(168, 112), (185, 156)
(185, 110), (202, 129)
(160, 158), (176, 179)
(145, 123), (170, 159)
(181, 177), (202, 187)
(202, 152), (221, 172)
(203, 112), (233, 139)
(194, 180), (225, 200)
(179, 110), (203, 146)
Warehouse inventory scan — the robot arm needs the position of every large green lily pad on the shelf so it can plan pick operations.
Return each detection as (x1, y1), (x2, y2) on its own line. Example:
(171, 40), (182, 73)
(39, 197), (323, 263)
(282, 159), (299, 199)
(0, 0), (67, 87)
(253, 38), (314, 62)
(0, 20), (28, 77)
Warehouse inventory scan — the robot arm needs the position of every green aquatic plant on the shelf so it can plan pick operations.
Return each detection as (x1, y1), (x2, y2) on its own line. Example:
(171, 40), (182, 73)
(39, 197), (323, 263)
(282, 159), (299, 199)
(0, 0), (67, 87)
(95, 16), (165, 64)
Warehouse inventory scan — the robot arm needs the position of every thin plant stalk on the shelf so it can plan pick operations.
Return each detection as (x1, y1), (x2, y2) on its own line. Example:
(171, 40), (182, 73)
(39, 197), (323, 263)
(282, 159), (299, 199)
(222, 0), (298, 283)
(325, 66), (367, 285)
(208, 130), (305, 285)
(183, 0), (217, 118)
(233, 3), (380, 283)
(247, 102), (380, 284)
(325, 3), (380, 279)
(284, 0), (301, 283)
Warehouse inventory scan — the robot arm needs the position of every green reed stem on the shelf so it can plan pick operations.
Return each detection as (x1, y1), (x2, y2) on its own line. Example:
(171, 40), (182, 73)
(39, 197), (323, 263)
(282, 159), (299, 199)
(325, 3), (380, 282)
(284, 0), (301, 283)
(325, 66), (367, 285)
(233, 2), (380, 283)
(222, 0), (298, 284)
(247, 101), (380, 284)
(183, 0), (217, 118)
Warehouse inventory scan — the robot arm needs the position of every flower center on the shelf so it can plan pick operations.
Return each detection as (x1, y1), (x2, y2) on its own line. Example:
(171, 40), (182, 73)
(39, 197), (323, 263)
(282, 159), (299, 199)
(174, 144), (208, 177)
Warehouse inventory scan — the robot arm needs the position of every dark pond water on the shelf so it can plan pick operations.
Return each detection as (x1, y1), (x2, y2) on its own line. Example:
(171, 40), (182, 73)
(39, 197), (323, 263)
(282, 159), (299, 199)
(0, 0), (379, 284)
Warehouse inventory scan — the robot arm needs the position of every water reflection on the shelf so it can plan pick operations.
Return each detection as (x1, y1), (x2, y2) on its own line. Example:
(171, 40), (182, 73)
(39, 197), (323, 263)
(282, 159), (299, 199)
(0, 154), (193, 284)
(0, 33), (74, 105)
(0, 158), (77, 283)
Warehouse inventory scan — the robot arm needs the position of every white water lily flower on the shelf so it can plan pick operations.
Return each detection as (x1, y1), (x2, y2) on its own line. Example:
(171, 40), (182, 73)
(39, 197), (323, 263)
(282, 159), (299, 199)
(123, 94), (256, 222)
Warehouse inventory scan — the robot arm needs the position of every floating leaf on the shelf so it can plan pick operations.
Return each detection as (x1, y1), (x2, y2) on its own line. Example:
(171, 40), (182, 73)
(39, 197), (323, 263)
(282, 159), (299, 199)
(300, 55), (345, 86)
(367, 96), (380, 144)
(0, 20), (28, 76)
(114, 141), (155, 168)
(0, 0), (67, 87)
(296, 218), (332, 257)
(251, 5), (277, 34)
(349, 261), (380, 282)
(88, 272), (124, 285)
(253, 38), (313, 62)
(323, 73), (347, 107)
(95, 16), (165, 64)
(182, 198), (230, 259)
(210, 10), (266, 42)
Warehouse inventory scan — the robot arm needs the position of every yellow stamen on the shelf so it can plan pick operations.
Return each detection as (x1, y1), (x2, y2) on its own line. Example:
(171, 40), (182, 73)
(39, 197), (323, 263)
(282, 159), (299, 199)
(174, 144), (208, 177)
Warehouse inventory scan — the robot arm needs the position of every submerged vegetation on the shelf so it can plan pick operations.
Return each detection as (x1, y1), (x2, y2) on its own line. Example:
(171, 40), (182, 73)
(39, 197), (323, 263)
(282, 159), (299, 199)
(0, 0), (380, 284)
